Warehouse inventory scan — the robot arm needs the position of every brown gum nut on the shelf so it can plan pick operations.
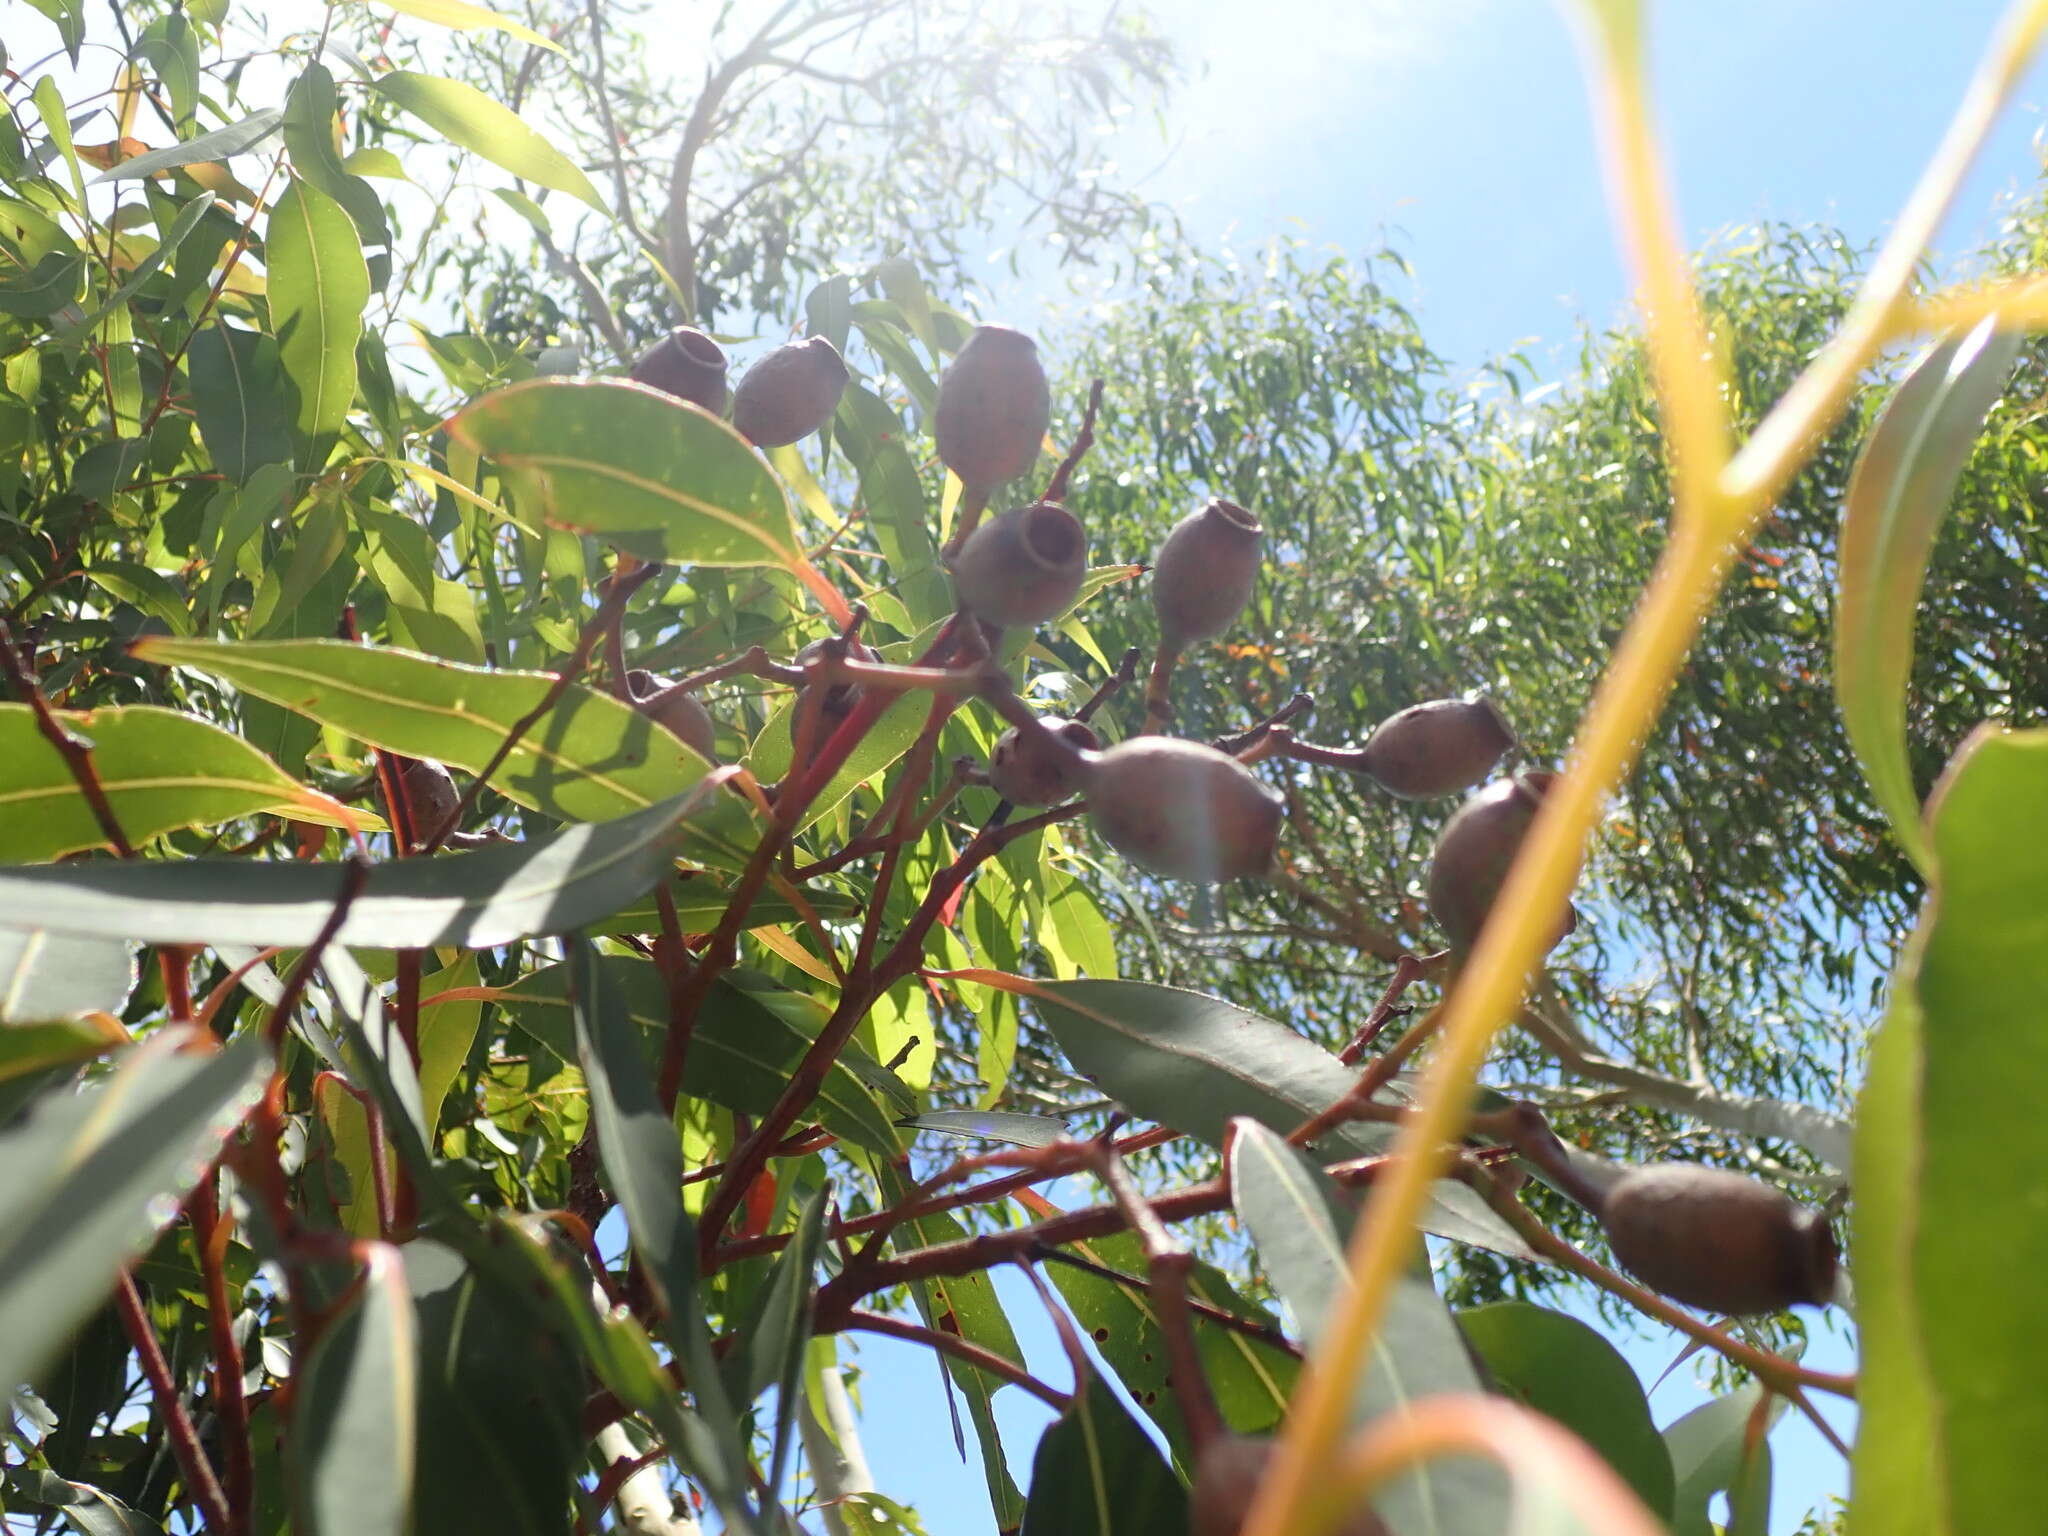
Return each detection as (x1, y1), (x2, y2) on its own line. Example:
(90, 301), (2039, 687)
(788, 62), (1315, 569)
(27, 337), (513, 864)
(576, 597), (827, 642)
(950, 500), (1088, 630)
(1189, 1436), (1390, 1536)
(1358, 696), (1515, 799)
(1425, 772), (1578, 953)
(1082, 737), (1283, 884)
(1151, 498), (1263, 647)
(1602, 1163), (1838, 1315)
(629, 326), (729, 415)
(397, 756), (459, 845)
(989, 716), (1099, 806)
(732, 335), (848, 447)
(933, 324), (1052, 489)
(794, 636), (880, 726)
(627, 671), (718, 760)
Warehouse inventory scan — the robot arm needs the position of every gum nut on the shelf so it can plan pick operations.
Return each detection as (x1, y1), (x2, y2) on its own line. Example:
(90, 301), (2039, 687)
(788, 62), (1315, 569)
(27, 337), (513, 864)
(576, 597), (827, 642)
(795, 636), (880, 722)
(950, 500), (1088, 630)
(1151, 497), (1263, 646)
(989, 716), (1099, 806)
(934, 324), (1052, 488)
(732, 335), (848, 447)
(398, 756), (458, 841)
(1426, 772), (1576, 953)
(1602, 1163), (1838, 1315)
(1357, 696), (1515, 799)
(634, 681), (718, 760)
(629, 325), (729, 414)
(1083, 737), (1284, 884)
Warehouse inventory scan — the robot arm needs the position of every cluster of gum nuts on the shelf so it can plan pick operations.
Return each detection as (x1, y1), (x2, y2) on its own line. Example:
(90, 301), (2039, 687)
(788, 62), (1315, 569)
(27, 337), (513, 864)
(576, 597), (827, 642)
(426, 319), (1837, 1533)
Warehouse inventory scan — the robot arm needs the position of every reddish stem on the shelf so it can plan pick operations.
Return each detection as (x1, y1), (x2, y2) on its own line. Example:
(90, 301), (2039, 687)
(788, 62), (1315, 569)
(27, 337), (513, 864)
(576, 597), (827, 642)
(117, 1271), (232, 1533)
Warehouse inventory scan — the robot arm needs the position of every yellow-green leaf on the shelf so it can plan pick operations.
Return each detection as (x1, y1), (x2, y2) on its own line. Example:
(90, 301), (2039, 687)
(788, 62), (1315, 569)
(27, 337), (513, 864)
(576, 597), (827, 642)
(372, 71), (603, 214)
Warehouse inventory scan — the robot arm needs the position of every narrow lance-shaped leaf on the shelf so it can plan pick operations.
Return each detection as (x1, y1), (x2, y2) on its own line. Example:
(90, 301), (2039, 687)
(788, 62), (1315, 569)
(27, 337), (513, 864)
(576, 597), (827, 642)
(358, 0), (565, 52)
(1851, 726), (2048, 1536)
(90, 107), (282, 181)
(1834, 317), (2017, 873)
(289, 1243), (415, 1536)
(0, 703), (365, 861)
(267, 179), (368, 447)
(0, 929), (134, 1022)
(1227, 1119), (1509, 1536)
(185, 323), (294, 484)
(1664, 1386), (1774, 1536)
(1018, 1374), (1185, 1536)
(372, 72), (604, 212)
(567, 937), (760, 1534)
(446, 379), (805, 568)
(0, 783), (729, 950)
(0, 1028), (268, 1392)
(999, 974), (1532, 1257)
(133, 637), (756, 861)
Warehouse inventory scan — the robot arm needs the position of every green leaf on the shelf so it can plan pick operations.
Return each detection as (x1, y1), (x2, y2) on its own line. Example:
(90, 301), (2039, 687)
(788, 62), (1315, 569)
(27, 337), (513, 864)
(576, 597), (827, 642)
(358, 0), (564, 52)
(267, 179), (368, 448)
(59, 191), (213, 344)
(0, 1016), (129, 1084)
(837, 1493), (930, 1536)
(567, 937), (759, 1533)
(82, 560), (195, 635)
(93, 108), (283, 182)
(372, 72), (604, 213)
(446, 379), (804, 567)
(1042, 1227), (1296, 1466)
(0, 1028), (267, 1393)
(5, 1470), (164, 1535)
(0, 787), (719, 959)
(899, 1109), (1069, 1147)
(1664, 1386), (1772, 1536)
(404, 1240), (583, 1536)
(0, 196), (86, 316)
(0, 929), (133, 1022)
(1018, 1375), (1185, 1536)
(0, 702), (364, 861)
(1227, 1119), (1507, 1535)
(290, 1244), (415, 1536)
(1456, 1303), (1674, 1518)
(282, 64), (391, 254)
(1851, 726), (2048, 1536)
(736, 1186), (828, 1499)
(186, 323), (294, 484)
(1834, 318), (2017, 872)
(501, 956), (904, 1153)
(133, 637), (756, 860)
(1024, 978), (1532, 1256)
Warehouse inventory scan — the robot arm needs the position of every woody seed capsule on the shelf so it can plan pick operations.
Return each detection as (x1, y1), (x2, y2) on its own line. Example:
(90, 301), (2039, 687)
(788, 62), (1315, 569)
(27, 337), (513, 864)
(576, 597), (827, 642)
(934, 324), (1052, 490)
(732, 336), (848, 447)
(1602, 1163), (1838, 1315)
(1151, 498), (1263, 647)
(629, 326), (729, 415)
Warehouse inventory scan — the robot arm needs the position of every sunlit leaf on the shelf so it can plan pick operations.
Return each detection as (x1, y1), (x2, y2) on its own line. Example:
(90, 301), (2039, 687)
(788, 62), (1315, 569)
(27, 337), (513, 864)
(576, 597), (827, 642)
(1834, 318), (2017, 872)
(359, 0), (564, 52)
(91, 108), (281, 181)
(267, 179), (368, 447)
(0, 703), (366, 860)
(372, 72), (604, 213)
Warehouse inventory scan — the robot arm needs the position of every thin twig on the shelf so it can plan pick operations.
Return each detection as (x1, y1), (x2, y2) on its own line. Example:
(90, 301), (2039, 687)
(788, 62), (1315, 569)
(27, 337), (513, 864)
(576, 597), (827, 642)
(835, 1309), (1069, 1410)
(117, 1271), (232, 1534)
(1042, 378), (1105, 504)
(0, 615), (136, 855)
(418, 561), (663, 853)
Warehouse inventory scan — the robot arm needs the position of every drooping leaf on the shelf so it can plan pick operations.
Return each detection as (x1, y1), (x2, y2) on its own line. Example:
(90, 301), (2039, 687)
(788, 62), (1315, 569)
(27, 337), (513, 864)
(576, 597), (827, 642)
(132, 638), (754, 860)
(735, 1185), (828, 1498)
(899, 1109), (1070, 1147)
(59, 190), (213, 343)
(372, 72), (604, 212)
(185, 323), (294, 484)
(0, 1015), (129, 1085)
(445, 378), (804, 568)
(0, 784), (725, 949)
(1456, 1302), (1675, 1518)
(1227, 1119), (1508, 1535)
(501, 955), (904, 1153)
(290, 1243), (415, 1536)
(0, 929), (134, 1022)
(1834, 318), (2018, 872)
(1018, 1374), (1185, 1536)
(0, 703), (363, 861)
(266, 179), (368, 448)
(90, 107), (282, 181)
(1017, 976), (1531, 1256)
(1040, 1222), (1296, 1466)
(358, 0), (564, 52)
(0, 1028), (267, 1392)
(4, 1469), (166, 1535)
(281, 63), (390, 253)
(1850, 726), (2048, 1536)
(567, 936), (759, 1533)
(1664, 1385), (1773, 1536)
(404, 1239), (583, 1536)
